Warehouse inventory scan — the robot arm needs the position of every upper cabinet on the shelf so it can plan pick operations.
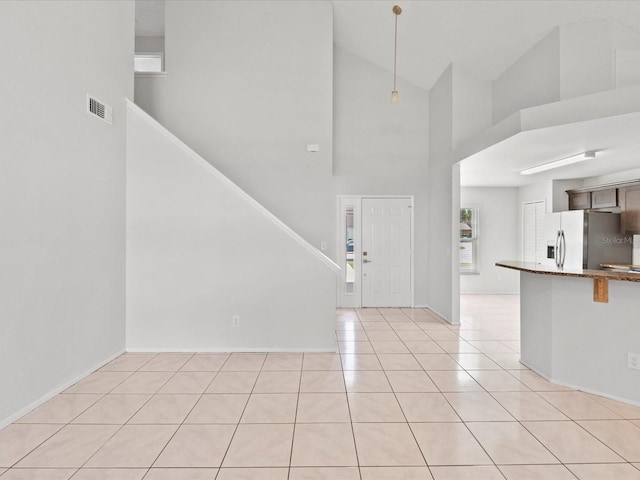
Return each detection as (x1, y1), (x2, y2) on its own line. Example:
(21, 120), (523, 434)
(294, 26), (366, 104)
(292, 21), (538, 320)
(591, 188), (617, 209)
(620, 184), (640, 234)
(566, 181), (640, 234)
(568, 191), (591, 210)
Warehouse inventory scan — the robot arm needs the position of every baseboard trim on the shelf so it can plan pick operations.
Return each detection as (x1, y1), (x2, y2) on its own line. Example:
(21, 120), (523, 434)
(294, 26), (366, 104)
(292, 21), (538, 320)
(520, 359), (640, 408)
(0, 349), (125, 430)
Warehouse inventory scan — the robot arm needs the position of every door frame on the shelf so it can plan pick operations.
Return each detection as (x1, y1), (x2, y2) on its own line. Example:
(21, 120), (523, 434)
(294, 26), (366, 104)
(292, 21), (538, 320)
(336, 195), (414, 308)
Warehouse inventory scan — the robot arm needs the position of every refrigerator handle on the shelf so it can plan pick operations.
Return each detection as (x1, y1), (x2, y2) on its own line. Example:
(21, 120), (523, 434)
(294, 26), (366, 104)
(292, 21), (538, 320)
(555, 231), (561, 268)
(560, 230), (566, 268)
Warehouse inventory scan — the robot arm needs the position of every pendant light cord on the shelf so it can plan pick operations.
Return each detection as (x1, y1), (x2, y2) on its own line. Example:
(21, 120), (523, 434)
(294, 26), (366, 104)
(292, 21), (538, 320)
(393, 12), (398, 91)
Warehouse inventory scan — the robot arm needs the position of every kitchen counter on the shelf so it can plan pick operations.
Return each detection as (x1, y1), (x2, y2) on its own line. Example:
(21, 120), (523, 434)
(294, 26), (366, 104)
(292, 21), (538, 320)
(496, 260), (640, 282)
(496, 260), (640, 406)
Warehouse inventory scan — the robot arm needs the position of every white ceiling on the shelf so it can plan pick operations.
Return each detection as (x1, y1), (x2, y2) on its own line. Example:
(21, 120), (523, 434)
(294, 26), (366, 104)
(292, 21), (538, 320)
(459, 112), (640, 187)
(332, 0), (640, 90)
(136, 0), (640, 186)
(332, 0), (640, 187)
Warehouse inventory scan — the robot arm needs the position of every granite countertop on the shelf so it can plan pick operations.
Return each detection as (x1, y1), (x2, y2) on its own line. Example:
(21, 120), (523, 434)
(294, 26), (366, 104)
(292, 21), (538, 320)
(496, 260), (640, 283)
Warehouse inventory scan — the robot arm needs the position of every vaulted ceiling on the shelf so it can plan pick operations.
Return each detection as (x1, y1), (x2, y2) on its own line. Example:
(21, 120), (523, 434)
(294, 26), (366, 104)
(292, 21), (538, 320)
(332, 0), (640, 90)
(137, 1), (640, 186)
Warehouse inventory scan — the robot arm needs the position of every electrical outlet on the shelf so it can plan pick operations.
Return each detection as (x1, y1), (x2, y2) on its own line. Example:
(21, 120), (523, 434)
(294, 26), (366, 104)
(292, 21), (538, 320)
(628, 352), (640, 370)
(232, 315), (240, 327)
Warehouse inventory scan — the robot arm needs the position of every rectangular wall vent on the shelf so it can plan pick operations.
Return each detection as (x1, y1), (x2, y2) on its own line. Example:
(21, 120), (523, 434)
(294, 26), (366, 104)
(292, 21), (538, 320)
(87, 94), (113, 124)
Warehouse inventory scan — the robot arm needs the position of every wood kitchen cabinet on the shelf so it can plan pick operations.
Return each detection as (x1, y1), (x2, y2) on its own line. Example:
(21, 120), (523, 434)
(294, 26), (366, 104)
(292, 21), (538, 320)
(591, 188), (617, 209)
(568, 191), (591, 210)
(620, 184), (640, 234)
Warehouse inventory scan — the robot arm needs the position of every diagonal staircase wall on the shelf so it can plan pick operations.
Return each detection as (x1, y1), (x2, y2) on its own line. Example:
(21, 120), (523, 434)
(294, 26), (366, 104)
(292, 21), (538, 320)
(126, 101), (339, 351)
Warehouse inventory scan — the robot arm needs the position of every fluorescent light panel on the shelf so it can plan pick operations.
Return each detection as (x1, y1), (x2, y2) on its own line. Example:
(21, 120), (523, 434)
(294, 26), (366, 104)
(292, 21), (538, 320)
(521, 151), (596, 175)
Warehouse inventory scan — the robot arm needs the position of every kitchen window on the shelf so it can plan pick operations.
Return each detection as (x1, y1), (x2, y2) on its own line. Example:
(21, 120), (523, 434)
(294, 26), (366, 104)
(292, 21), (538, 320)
(460, 207), (479, 274)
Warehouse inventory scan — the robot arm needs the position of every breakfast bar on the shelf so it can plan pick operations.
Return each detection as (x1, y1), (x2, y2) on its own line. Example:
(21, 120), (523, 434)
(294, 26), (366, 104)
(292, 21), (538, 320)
(497, 260), (640, 405)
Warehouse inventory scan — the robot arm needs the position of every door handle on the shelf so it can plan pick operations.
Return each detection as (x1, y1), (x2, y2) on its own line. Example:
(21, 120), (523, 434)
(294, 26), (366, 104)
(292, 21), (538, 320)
(363, 259), (373, 263)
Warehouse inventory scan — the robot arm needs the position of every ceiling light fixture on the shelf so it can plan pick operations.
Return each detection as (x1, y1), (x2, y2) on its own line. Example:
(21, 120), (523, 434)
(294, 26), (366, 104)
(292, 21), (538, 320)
(391, 5), (402, 104)
(520, 151), (597, 175)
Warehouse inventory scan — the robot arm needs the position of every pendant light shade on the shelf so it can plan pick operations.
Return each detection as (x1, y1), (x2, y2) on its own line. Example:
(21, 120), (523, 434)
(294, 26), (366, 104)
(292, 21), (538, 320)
(391, 5), (402, 104)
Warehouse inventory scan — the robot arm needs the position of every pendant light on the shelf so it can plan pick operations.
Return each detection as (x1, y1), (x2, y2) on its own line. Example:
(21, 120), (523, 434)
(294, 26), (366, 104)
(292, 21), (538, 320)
(391, 5), (402, 104)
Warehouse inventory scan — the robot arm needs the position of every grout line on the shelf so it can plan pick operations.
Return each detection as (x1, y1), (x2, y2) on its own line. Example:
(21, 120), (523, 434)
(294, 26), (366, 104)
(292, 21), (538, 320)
(338, 314), (363, 480)
(286, 354), (305, 480)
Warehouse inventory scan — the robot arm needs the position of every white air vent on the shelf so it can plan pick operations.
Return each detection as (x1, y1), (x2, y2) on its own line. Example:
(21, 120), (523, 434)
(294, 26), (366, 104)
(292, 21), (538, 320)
(87, 94), (113, 124)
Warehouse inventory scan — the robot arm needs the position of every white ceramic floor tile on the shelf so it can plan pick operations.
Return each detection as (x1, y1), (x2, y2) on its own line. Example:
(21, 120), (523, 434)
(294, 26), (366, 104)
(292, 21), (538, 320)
(352, 423), (425, 466)
(430, 465), (504, 480)
(466, 422), (559, 465)
(523, 421), (624, 463)
(143, 469), (218, 480)
(17, 425), (119, 468)
(0, 469), (77, 480)
(153, 424), (236, 467)
(290, 423), (357, 467)
(16, 394), (101, 424)
(216, 468), (288, 480)
(84, 424), (177, 467)
(499, 464), (579, 480)
(567, 463), (640, 480)
(410, 422), (491, 466)
(0, 424), (63, 467)
(289, 467), (360, 479)
(578, 420), (640, 462)
(69, 469), (147, 480)
(360, 466), (433, 479)
(223, 424), (294, 467)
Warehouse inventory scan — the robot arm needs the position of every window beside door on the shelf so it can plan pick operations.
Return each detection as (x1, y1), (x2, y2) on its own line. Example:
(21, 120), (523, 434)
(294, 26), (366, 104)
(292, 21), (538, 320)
(345, 207), (355, 294)
(460, 207), (479, 274)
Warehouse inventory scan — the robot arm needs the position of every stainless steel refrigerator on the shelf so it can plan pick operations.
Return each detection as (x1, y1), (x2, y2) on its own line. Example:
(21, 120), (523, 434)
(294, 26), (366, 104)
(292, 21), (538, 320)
(540, 210), (632, 269)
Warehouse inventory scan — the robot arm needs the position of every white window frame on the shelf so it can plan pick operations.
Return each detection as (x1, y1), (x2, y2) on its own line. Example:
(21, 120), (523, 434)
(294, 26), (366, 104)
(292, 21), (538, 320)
(134, 52), (165, 74)
(460, 206), (479, 275)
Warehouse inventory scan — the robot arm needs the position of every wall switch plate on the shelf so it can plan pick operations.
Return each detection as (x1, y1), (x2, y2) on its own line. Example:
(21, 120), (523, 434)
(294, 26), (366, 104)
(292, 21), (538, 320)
(628, 352), (640, 370)
(232, 315), (240, 327)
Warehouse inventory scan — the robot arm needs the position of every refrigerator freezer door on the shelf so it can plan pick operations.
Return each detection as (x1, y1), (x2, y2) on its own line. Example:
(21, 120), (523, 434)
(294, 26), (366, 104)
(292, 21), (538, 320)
(540, 213), (562, 267)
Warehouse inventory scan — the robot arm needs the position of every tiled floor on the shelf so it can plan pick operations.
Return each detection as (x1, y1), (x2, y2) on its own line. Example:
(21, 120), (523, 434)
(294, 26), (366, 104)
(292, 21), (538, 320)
(2, 295), (640, 479)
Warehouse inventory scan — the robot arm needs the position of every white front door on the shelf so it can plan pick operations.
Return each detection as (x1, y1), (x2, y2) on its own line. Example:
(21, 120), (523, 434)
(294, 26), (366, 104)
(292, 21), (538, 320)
(361, 198), (412, 307)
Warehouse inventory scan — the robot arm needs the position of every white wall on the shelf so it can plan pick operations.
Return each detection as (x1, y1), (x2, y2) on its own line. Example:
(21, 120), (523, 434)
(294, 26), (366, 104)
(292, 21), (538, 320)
(428, 64), (494, 321)
(559, 21), (614, 100)
(134, 0), (333, 254)
(492, 28), (561, 124)
(332, 47), (429, 306)
(0, 1), (133, 427)
(552, 179), (584, 212)
(135, 36), (164, 53)
(452, 65), (493, 150)
(460, 187), (520, 294)
(127, 103), (338, 351)
(494, 20), (640, 125)
(428, 65), (455, 321)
